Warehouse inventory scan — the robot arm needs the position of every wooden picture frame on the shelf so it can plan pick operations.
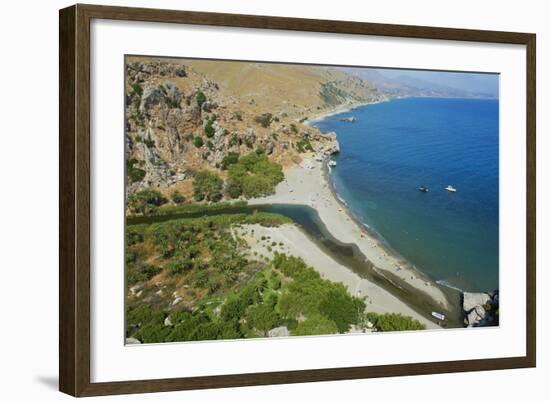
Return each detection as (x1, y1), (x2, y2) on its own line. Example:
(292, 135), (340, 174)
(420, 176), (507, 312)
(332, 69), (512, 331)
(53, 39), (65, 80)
(59, 3), (536, 397)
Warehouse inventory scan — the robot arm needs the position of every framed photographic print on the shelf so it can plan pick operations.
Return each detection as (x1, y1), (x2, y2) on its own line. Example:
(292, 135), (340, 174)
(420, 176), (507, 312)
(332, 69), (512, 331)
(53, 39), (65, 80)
(59, 4), (536, 397)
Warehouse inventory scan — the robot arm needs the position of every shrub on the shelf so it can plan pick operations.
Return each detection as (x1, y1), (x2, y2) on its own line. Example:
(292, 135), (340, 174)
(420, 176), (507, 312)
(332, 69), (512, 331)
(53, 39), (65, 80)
(193, 136), (204, 148)
(170, 190), (185, 204)
(296, 138), (313, 153)
(225, 179), (243, 199)
(247, 303), (280, 335)
(228, 134), (240, 147)
(204, 117), (215, 138)
(292, 314), (338, 336)
(166, 258), (194, 276)
(192, 170), (224, 202)
(128, 189), (166, 214)
(126, 158), (146, 183)
(131, 82), (143, 97)
(221, 152), (240, 170)
(127, 263), (161, 285)
(366, 312), (426, 332)
(144, 137), (155, 148)
(196, 90), (206, 108)
(290, 123), (298, 134)
(254, 113), (273, 128)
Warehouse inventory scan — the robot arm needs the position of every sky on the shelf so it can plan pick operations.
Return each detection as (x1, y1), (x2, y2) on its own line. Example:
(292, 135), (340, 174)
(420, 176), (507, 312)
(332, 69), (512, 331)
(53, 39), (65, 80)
(375, 68), (499, 97)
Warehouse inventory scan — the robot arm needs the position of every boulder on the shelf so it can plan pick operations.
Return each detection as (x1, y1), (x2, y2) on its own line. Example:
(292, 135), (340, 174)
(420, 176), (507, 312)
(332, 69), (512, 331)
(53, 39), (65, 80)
(164, 316), (173, 327)
(265, 141), (275, 155)
(139, 85), (163, 114)
(126, 337), (141, 345)
(268, 326), (290, 337)
(463, 292), (491, 312)
(129, 283), (144, 296)
(162, 81), (182, 108)
(464, 305), (487, 327)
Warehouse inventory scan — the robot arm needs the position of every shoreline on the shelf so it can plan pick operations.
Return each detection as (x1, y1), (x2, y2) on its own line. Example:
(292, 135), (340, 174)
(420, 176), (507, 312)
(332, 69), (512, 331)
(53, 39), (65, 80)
(305, 98), (389, 126)
(248, 157), (454, 327)
(236, 223), (442, 330)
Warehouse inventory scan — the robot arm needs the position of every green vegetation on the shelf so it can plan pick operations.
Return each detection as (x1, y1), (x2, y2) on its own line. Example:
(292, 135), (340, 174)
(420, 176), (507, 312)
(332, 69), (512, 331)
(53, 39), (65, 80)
(127, 189), (167, 214)
(204, 115), (216, 138)
(131, 83), (143, 97)
(227, 152), (284, 198)
(196, 90), (206, 108)
(170, 190), (185, 204)
(143, 137), (155, 148)
(273, 254), (365, 333)
(290, 123), (298, 134)
(192, 170), (223, 202)
(366, 312), (426, 332)
(127, 260), (161, 286)
(193, 136), (204, 148)
(320, 82), (353, 107)
(221, 152), (240, 170)
(254, 113), (273, 128)
(229, 133), (240, 147)
(126, 229), (379, 343)
(296, 138), (314, 153)
(131, 200), (248, 217)
(126, 158), (146, 183)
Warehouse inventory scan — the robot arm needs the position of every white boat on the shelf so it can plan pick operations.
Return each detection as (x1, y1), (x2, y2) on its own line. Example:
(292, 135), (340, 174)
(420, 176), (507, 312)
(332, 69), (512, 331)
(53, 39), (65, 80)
(328, 160), (337, 167)
(445, 185), (457, 192)
(431, 311), (446, 321)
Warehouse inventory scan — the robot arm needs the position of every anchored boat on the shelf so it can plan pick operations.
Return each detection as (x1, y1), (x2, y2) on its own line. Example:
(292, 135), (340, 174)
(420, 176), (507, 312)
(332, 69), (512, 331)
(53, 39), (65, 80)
(445, 185), (457, 192)
(431, 311), (446, 321)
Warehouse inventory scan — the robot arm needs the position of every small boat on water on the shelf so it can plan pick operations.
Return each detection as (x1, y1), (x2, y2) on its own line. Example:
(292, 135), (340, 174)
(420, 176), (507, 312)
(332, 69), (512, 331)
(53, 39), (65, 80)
(418, 186), (429, 192)
(339, 116), (356, 123)
(328, 160), (337, 167)
(445, 185), (457, 192)
(431, 311), (446, 321)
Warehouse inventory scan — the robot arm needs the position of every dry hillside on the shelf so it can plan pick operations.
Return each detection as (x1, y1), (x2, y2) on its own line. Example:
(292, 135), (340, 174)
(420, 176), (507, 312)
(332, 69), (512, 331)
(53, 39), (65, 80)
(124, 56), (385, 202)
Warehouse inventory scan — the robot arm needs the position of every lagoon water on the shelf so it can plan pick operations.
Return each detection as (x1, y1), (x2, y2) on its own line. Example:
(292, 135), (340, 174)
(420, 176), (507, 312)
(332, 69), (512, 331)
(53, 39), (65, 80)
(314, 97), (499, 292)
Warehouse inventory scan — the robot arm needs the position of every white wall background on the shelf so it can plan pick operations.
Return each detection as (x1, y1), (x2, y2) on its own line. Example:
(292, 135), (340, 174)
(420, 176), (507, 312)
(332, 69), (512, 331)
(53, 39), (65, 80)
(0, 0), (546, 400)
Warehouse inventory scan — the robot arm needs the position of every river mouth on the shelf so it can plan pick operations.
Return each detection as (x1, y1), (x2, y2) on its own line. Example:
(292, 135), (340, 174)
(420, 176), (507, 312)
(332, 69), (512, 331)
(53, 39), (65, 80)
(127, 203), (463, 328)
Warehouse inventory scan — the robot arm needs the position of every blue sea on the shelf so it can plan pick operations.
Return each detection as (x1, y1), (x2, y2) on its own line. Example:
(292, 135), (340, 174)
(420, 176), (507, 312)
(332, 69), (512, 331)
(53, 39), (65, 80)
(314, 97), (499, 292)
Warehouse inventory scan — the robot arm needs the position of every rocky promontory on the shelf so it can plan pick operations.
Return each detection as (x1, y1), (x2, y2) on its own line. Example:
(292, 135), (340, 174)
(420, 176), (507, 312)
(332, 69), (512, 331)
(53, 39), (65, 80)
(462, 290), (499, 327)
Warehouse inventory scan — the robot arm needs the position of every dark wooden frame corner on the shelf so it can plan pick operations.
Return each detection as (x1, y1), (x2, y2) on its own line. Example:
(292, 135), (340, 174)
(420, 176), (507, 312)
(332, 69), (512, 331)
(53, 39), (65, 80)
(59, 3), (536, 397)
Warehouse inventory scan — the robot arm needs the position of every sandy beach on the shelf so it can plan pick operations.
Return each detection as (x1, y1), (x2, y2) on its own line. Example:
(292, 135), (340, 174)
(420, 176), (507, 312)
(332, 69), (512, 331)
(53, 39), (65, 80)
(248, 157), (451, 327)
(306, 99), (388, 126)
(236, 223), (440, 330)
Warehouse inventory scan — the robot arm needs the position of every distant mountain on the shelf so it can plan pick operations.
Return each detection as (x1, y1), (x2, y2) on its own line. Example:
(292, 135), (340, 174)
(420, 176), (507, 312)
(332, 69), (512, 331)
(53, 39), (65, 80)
(340, 67), (497, 99)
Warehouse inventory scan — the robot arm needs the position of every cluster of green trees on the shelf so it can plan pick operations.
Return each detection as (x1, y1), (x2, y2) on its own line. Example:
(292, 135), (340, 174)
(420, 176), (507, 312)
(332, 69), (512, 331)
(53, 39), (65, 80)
(126, 226), (384, 343)
(125, 211), (426, 344)
(196, 90), (206, 109)
(204, 115), (216, 138)
(127, 189), (167, 214)
(126, 158), (146, 183)
(365, 312), (426, 332)
(272, 254), (365, 334)
(190, 152), (284, 202)
(254, 113), (273, 128)
(226, 152), (284, 198)
(192, 170), (224, 202)
(296, 137), (314, 153)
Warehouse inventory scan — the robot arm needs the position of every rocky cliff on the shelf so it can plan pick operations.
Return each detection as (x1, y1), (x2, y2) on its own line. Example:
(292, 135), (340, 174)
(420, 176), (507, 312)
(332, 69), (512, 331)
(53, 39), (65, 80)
(462, 290), (499, 327)
(125, 57), (385, 200)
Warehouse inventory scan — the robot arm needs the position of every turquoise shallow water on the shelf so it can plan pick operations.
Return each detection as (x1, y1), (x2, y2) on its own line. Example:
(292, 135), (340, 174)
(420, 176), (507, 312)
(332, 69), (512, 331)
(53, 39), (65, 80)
(314, 97), (499, 292)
